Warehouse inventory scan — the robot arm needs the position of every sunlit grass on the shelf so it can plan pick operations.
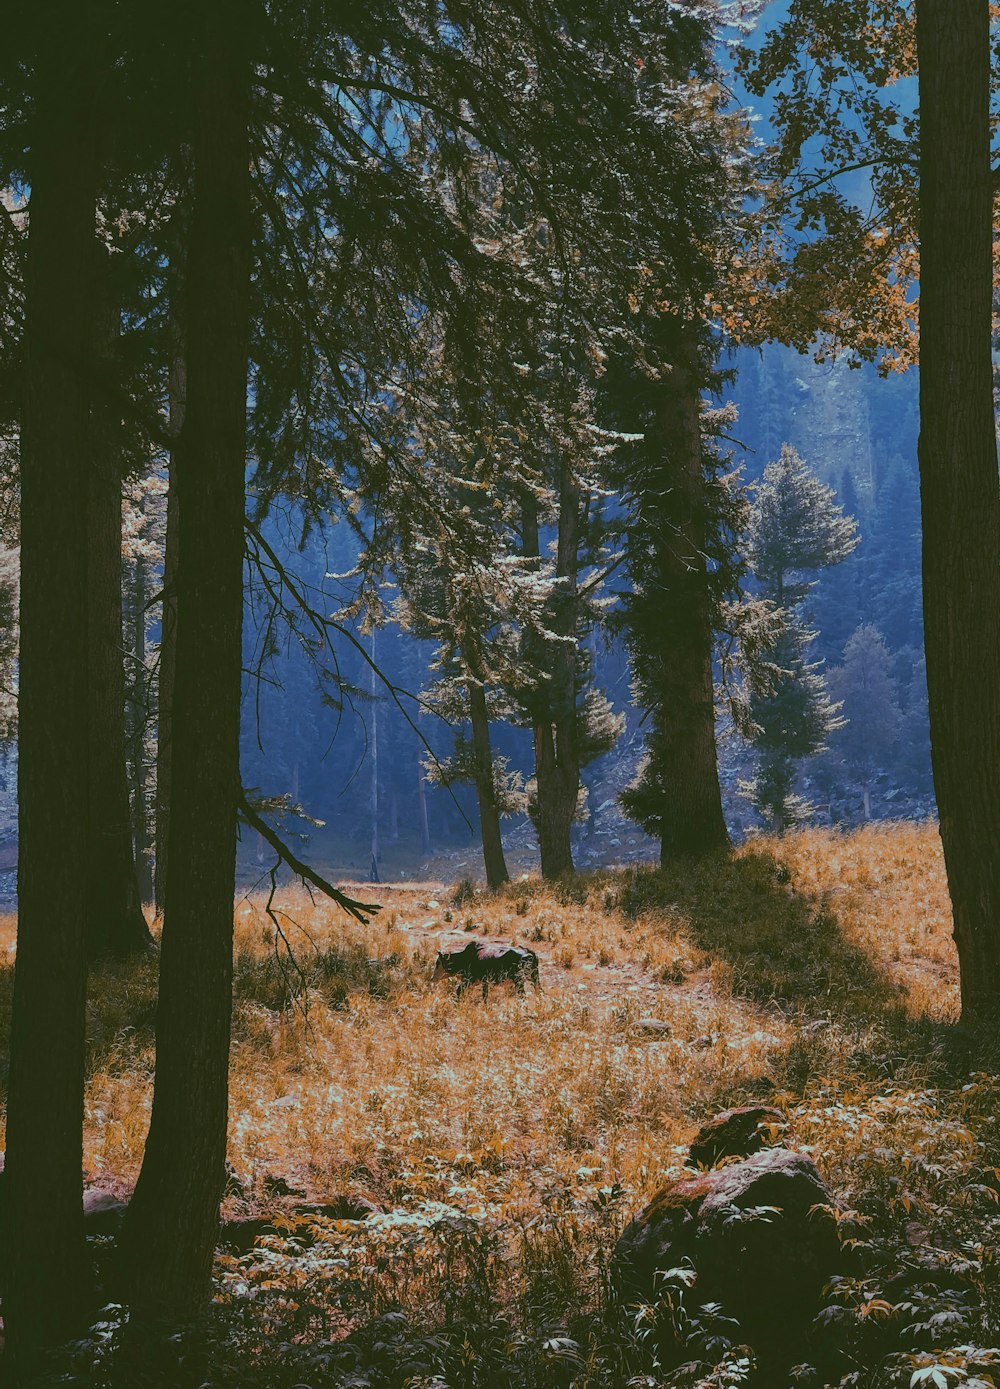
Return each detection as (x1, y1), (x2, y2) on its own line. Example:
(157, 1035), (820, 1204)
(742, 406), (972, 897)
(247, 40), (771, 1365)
(7, 823), (998, 1386)
(0, 821), (962, 1200)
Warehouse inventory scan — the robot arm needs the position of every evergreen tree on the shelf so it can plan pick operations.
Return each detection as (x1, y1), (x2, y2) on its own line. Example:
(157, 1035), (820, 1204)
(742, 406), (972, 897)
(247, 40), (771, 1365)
(119, 0), (256, 1319)
(808, 468), (866, 663)
(611, 334), (744, 858)
(748, 445), (859, 609)
(916, 0), (1000, 1020)
(518, 468), (623, 877)
(745, 445), (858, 830)
(749, 620), (842, 833)
(393, 464), (539, 890)
(827, 624), (902, 818)
(2, 9), (97, 1368)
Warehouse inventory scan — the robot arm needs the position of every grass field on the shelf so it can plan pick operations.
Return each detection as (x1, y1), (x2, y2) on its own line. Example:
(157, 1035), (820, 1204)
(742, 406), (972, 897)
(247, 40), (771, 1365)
(6, 822), (1000, 1386)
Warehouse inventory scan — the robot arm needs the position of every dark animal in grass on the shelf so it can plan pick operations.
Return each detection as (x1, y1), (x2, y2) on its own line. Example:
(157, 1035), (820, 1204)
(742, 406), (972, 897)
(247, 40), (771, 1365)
(432, 941), (541, 999)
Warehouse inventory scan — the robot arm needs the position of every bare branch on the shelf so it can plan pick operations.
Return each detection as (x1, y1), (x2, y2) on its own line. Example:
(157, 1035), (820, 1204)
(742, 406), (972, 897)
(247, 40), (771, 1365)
(238, 791), (380, 923)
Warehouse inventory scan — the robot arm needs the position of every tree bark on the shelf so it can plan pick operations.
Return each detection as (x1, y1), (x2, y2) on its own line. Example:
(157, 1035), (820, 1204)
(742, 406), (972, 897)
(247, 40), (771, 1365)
(524, 471), (581, 878)
(153, 334), (183, 918)
(2, 30), (96, 1372)
(650, 355), (730, 864)
(465, 672), (510, 888)
(120, 7), (251, 1318)
(916, 0), (1000, 1021)
(86, 244), (154, 959)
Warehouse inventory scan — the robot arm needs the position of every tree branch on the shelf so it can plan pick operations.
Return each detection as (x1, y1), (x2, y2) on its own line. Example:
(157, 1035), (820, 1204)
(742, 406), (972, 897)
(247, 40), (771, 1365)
(238, 791), (381, 923)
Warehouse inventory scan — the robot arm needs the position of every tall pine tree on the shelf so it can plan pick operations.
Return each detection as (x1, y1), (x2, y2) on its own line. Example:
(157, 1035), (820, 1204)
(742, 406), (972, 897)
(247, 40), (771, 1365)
(745, 445), (858, 830)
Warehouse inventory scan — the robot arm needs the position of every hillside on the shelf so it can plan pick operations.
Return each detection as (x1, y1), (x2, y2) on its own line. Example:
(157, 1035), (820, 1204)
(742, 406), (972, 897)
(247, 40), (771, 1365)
(6, 824), (1000, 1385)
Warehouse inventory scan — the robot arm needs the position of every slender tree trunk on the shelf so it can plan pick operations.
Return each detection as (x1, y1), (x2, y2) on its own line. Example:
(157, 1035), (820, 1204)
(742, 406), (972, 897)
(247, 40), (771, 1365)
(416, 708), (432, 855)
(3, 31), (96, 1372)
(651, 353), (729, 864)
(417, 757), (432, 855)
(86, 244), (153, 958)
(465, 672), (510, 888)
(120, 9), (251, 1318)
(523, 470), (582, 878)
(369, 630), (380, 881)
(154, 338), (183, 918)
(131, 550), (155, 903)
(916, 0), (1000, 1021)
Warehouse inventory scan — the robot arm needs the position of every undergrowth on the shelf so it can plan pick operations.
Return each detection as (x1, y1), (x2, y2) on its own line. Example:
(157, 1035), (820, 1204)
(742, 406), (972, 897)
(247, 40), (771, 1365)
(5, 823), (1000, 1386)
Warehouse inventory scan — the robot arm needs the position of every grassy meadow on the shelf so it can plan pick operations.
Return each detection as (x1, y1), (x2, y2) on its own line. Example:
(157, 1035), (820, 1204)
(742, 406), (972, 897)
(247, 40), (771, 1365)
(7, 823), (1000, 1386)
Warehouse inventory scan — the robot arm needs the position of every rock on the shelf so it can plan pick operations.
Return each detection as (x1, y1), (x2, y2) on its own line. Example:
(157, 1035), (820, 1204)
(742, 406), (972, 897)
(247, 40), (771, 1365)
(613, 1148), (838, 1348)
(688, 1105), (789, 1168)
(83, 1190), (128, 1236)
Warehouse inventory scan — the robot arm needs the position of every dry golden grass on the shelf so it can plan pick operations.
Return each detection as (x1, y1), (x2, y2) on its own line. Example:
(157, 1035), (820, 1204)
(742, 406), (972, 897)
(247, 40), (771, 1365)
(0, 821), (960, 1205)
(7, 823), (1000, 1387)
(765, 822), (957, 1018)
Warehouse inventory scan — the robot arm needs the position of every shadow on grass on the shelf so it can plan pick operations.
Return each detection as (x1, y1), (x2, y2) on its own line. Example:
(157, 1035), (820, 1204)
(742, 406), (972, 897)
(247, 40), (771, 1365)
(609, 850), (982, 1083)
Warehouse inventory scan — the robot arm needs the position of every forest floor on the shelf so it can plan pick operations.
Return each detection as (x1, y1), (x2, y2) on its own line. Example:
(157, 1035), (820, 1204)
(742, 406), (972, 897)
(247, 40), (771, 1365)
(5, 822), (1000, 1387)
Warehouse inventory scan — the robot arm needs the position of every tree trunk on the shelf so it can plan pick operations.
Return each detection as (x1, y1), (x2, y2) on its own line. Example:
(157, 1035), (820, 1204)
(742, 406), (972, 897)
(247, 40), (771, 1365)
(153, 335), (183, 918)
(120, 8), (251, 1318)
(369, 630), (380, 881)
(86, 244), (153, 959)
(131, 550), (155, 904)
(3, 34), (96, 1372)
(651, 354), (730, 864)
(466, 673), (510, 889)
(916, 0), (1000, 1021)
(417, 756), (432, 856)
(523, 470), (581, 878)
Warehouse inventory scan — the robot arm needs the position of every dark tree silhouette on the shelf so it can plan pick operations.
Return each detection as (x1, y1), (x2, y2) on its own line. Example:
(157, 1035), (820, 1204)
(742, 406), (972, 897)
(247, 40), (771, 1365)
(120, 0), (254, 1316)
(916, 0), (1000, 1020)
(3, 18), (97, 1371)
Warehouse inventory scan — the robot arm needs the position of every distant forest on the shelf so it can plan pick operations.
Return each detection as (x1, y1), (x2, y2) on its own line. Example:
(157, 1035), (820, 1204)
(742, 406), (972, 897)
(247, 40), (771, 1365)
(232, 345), (928, 885)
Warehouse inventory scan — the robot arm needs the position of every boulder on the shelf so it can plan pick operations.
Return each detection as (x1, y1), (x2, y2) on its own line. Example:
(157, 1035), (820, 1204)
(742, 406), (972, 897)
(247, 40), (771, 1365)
(688, 1105), (789, 1168)
(614, 1148), (839, 1346)
(636, 1017), (672, 1037)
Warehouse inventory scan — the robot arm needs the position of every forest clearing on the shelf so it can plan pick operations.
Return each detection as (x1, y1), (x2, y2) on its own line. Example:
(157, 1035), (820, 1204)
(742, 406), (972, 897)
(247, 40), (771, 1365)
(7, 0), (1000, 1384)
(9, 824), (1000, 1386)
